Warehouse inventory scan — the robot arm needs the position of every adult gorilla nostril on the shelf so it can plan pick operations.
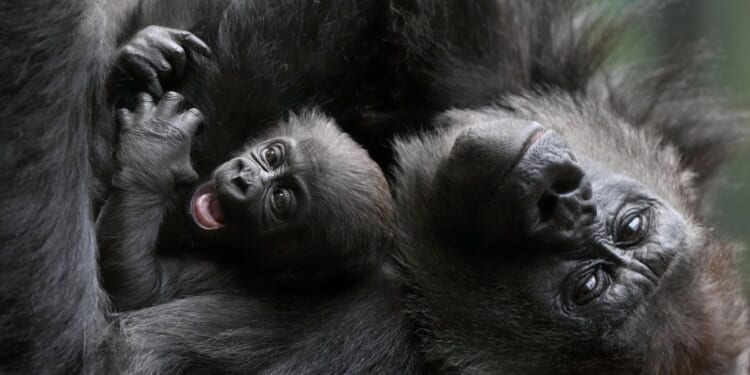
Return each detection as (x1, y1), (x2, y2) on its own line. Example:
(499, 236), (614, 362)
(550, 167), (584, 195)
(537, 192), (558, 222)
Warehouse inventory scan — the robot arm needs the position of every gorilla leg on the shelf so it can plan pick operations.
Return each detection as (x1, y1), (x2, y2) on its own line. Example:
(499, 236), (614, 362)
(0, 1), (111, 373)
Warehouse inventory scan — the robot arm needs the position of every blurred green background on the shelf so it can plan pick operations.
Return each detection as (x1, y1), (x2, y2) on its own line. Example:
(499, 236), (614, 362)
(629, 1), (750, 285)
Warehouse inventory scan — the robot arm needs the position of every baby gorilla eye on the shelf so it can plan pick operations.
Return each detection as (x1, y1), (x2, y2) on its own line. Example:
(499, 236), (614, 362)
(270, 188), (295, 219)
(262, 143), (285, 169)
(615, 211), (649, 247)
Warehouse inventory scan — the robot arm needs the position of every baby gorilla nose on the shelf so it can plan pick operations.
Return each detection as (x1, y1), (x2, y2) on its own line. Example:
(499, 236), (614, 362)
(212, 156), (267, 210)
(227, 156), (260, 196)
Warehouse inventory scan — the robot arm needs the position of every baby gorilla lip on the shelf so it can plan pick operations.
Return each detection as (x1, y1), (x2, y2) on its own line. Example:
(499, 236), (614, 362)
(190, 183), (225, 230)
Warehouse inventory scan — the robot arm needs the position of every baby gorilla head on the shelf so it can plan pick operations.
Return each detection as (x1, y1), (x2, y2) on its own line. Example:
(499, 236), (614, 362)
(189, 111), (393, 284)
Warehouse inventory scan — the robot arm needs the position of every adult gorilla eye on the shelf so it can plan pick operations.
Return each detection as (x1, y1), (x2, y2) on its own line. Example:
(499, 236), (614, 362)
(262, 143), (284, 168)
(270, 188), (295, 219)
(616, 211), (648, 246)
(574, 268), (609, 305)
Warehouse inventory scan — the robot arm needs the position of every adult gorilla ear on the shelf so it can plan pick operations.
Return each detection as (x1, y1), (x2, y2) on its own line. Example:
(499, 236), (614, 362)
(599, 49), (749, 198)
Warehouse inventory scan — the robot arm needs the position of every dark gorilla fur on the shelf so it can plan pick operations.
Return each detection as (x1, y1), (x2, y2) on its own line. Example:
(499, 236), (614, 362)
(384, 1), (750, 374)
(0, 1), (418, 374)
(1, 0), (749, 374)
(105, 0), (394, 183)
(98, 101), (394, 311)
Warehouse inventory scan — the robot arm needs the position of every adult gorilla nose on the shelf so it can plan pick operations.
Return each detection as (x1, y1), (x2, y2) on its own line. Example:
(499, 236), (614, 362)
(515, 131), (596, 246)
(474, 130), (597, 251)
(533, 158), (595, 227)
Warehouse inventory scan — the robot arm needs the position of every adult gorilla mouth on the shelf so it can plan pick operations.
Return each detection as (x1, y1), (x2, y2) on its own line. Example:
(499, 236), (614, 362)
(190, 182), (226, 230)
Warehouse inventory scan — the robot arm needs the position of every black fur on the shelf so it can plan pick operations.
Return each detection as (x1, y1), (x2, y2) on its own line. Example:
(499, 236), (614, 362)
(98, 92), (393, 309)
(1, 0), (748, 373)
(107, 0), (393, 178)
(0, 1), (110, 373)
(0, 1), (419, 373)
(384, 1), (750, 373)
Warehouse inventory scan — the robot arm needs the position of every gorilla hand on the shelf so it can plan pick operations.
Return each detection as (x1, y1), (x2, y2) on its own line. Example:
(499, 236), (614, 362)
(116, 26), (211, 97)
(114, 92), (203, 194)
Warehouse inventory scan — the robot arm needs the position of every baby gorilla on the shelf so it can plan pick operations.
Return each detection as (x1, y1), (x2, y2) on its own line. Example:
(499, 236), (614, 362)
(97, 92), (393, 311)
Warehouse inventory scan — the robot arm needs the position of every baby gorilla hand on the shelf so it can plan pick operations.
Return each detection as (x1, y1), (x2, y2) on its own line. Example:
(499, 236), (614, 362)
(116, 25), (211, 97)
(114, 92), (203, 194)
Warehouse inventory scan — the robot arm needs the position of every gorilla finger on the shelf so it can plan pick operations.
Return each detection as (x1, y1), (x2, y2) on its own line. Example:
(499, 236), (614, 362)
(122, 53), (164, 97)
(153, 58), (172, 76)
(179, 107), (204, 135)
(115, 108), (134, 128)
(156, 91), (184, 116)
(180, 33), (212, 57)
(162, 41), (186, 80)
(136, 92), (155, 113)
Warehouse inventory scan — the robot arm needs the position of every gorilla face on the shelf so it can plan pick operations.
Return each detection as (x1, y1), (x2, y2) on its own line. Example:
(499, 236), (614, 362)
(186, 111), (393, 282)
(191, 137), (314, 236)
(391, 96), (720, 372)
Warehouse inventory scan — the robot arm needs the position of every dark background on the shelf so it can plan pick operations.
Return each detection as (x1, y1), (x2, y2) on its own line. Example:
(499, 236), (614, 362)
(623, 1), (750, 286)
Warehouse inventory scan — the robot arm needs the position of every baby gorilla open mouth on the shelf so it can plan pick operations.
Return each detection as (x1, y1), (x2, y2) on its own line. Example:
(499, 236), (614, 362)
(190, 183), (225, 230)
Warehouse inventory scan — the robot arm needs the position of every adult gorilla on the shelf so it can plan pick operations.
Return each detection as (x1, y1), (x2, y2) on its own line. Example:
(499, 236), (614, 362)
(2, 0), (749, 374)
(383, 1), (750, 373)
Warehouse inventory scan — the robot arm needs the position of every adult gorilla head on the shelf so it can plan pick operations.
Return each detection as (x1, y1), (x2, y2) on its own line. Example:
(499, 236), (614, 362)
(387, 4), (749, 375)
(392, 101), (747, 373)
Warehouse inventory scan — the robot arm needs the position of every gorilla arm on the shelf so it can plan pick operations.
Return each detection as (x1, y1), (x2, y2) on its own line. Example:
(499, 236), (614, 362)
(97, 92), (211, 311)
(0, 1), (113, 372)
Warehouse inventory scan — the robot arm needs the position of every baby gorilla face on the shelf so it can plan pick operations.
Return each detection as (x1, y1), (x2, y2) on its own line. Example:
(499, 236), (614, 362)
(188, 111), (393, 282)
(191, 137), (311, 233)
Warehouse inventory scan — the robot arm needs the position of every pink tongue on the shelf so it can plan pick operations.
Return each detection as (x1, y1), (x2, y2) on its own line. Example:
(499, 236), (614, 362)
(192, 189), (225, 230)
(209, 197), (224, 222)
